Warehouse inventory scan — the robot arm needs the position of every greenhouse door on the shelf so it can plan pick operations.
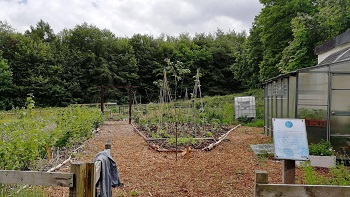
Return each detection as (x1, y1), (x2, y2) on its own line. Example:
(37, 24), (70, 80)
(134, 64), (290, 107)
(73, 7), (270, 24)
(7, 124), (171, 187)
(330, 73), (350, 152)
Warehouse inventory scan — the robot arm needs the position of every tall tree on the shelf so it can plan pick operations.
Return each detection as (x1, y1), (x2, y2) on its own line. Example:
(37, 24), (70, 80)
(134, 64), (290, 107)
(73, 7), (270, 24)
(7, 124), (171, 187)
(25, 20), (56, 43)
(232, 20), (263, 88)
(278, 13), (318, 73)
(60, 23), (138, 104)
(0, 51), (13, 109)
(130, 34), (161, 102)
(315, 0), (350, 41)
(257, 0), (316, 81)
(204, 30), (245, 95)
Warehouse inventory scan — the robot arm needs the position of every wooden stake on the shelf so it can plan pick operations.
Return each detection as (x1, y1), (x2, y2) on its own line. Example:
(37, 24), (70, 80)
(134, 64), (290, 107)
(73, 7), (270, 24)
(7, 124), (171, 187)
(46, 144), (51, 162)
(105, 141), (111, 156)
(186, 145), (190, 161)
(282, 160), (295, 184)
(254, 170), (268, 197)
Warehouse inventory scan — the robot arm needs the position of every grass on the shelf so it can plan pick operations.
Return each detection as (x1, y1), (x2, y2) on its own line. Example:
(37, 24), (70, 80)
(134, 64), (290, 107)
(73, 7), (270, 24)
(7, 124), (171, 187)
(245, 119), (264, 127)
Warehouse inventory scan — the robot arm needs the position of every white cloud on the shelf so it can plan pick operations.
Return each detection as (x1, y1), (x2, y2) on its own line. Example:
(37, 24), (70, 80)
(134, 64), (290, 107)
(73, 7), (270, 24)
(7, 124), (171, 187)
(0, 0), (262, 37)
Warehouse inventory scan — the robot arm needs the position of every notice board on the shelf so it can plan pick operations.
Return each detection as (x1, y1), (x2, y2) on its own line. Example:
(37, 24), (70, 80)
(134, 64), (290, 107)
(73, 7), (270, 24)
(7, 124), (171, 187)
(272, 118), (309, 161)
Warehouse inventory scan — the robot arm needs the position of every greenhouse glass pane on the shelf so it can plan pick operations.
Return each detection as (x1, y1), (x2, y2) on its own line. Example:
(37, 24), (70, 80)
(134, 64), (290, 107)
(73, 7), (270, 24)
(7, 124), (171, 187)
(332, 74), (350, 90)
(289, 76), (296, 118)
(330, 61), (350, 72)
(282, 78), (288, 118)
(264, 87), (269, 134)
(269, 96), (273, 136)
(298, 106), (328, 144)
(277, 97), (282, 118)
(282, 97), (287, 118)
(268, 83), (273, 134)
(330, 116), (350, 135)
(298, 72), (328, 144)
(331, 90), (350, 111)
(298, 72), (328, 106)
(272, 96), (276, 118)
(282, 78), (288, 97)
(330, 136), (350, 153)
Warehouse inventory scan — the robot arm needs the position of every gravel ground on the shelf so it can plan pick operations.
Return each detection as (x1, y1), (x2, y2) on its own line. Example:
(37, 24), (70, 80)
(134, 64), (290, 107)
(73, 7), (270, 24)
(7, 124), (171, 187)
(45, 120), (302, 197)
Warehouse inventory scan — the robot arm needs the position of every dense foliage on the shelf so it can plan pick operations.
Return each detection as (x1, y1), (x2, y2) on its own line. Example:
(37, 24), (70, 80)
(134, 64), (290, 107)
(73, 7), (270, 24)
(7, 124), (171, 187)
(0, 106), (103, 170)
(0, 21), (246, 109)
(234, 0), (350, 86)
(0, 0), (349, 109)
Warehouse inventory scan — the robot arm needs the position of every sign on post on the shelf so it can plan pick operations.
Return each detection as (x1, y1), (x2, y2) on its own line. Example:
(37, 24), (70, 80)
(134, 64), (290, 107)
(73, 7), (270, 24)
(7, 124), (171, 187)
(272, 118), (309, 161)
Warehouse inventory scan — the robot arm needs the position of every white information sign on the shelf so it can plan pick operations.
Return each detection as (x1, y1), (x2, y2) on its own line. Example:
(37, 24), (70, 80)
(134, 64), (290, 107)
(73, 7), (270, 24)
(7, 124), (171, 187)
(272, 118), (309, 161)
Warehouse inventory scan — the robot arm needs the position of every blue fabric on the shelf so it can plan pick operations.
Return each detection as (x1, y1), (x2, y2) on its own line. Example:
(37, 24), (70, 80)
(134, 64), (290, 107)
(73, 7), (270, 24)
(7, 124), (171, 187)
(94, 150), (123, 197)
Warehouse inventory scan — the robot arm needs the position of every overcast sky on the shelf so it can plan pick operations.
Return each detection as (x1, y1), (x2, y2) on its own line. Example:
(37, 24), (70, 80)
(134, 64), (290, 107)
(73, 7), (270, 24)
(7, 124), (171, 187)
(0, 0), (263, 37)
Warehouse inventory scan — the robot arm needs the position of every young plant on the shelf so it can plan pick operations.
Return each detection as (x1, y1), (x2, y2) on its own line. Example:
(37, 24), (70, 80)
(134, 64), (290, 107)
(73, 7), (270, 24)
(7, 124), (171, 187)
(309, 140), (333, 156)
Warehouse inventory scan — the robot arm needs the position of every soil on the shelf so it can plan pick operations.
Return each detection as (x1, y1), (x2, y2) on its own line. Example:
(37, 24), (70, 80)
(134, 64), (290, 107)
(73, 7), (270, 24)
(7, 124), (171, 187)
(136, 123), (231, 150)
(45, 120), (307, 197)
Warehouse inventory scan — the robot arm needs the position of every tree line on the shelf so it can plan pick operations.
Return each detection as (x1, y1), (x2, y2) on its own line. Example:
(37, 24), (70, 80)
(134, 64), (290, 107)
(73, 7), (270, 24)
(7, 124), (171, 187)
(1, 0), (349, 110)
(234, 0), (350, 87)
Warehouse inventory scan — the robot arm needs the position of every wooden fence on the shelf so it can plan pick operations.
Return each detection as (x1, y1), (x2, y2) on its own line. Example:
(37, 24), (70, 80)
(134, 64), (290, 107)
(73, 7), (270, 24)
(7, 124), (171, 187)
(255, 170), (350, 197)
(0, 143), (111, 197)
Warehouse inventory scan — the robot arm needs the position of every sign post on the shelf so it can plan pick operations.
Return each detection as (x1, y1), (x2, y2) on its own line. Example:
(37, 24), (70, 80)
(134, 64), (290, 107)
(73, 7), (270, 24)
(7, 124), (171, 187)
(272, 118), (309, 184)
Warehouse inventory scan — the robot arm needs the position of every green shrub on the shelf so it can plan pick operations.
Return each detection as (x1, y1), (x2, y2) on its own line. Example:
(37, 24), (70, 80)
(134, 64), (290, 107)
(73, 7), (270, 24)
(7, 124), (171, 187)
(309, 139), (333, 156)
(0, 107), (104, 170)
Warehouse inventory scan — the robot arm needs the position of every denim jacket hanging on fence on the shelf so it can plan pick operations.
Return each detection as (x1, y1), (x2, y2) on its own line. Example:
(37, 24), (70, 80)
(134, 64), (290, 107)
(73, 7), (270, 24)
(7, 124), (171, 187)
(93, 150), (123, 197)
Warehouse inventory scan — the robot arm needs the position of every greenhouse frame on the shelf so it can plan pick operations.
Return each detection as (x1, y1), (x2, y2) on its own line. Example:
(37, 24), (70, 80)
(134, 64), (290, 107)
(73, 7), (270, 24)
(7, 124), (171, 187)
(263, 30), (350, 153)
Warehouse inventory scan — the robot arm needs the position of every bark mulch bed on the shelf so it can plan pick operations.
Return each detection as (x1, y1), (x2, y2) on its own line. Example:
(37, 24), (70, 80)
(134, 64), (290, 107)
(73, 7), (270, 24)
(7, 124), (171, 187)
(45, 120), (310, 197)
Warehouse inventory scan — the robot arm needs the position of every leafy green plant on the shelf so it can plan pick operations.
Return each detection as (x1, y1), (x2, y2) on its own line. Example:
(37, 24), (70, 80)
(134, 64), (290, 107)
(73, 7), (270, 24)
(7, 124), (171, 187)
(0, 112), (4, 120)
(129, 190), (140, 196)
(298, 108), (327, 120)
(0, 106), (104, 170)
(26, 93), (35, 110)
(301, 161), (350, 186)
(54, 106), (103, 147)
(246, 119), (264, 127)
(327, 162), (350, 185)
(300, 162), (328, 185)
(256, 154), (269, 166)
(309, 139), (333, 156)
(168, 137), (197, 146)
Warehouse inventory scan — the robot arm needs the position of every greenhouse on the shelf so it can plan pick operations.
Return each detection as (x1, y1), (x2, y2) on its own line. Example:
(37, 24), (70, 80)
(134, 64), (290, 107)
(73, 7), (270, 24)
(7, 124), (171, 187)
(263, 30), (350, 153)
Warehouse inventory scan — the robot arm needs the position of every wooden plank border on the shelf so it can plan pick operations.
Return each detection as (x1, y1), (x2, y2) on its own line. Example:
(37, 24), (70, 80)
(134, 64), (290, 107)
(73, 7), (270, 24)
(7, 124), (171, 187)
(256, 184), (350, 197)
(0, 170), (73, 187)
(255, 170), (350, 197)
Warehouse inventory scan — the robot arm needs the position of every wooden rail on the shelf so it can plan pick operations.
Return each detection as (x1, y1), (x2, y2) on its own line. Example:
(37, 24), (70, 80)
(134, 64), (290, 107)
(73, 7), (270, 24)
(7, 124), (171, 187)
(0, 171), (73, 187)
(0, 142), (112, 197)
(255, 170), (350, 197)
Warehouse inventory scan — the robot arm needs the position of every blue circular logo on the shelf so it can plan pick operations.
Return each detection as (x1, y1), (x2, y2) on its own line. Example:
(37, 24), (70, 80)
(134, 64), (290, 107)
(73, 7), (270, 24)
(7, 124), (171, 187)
(285, 121), (293, 128)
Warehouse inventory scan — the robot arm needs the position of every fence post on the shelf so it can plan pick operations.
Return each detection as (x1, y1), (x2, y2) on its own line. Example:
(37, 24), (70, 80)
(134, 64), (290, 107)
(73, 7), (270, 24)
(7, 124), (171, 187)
(85, 162), (96, 197)
(105, 141), (111, 155)
(69, 162), (86, 197)
(255, 170), (268, 197)
(282, 160), (295, 184)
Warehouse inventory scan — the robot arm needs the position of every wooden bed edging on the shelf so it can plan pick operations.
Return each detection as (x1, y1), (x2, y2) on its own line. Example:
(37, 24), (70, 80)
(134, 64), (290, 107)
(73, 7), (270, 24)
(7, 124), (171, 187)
(132, 123), (241, 151)
(255, 170), (350, 197)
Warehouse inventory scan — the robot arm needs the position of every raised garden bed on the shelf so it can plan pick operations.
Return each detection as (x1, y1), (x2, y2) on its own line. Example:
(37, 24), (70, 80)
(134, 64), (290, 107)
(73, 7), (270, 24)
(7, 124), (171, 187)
(133, 122), (238, 150)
